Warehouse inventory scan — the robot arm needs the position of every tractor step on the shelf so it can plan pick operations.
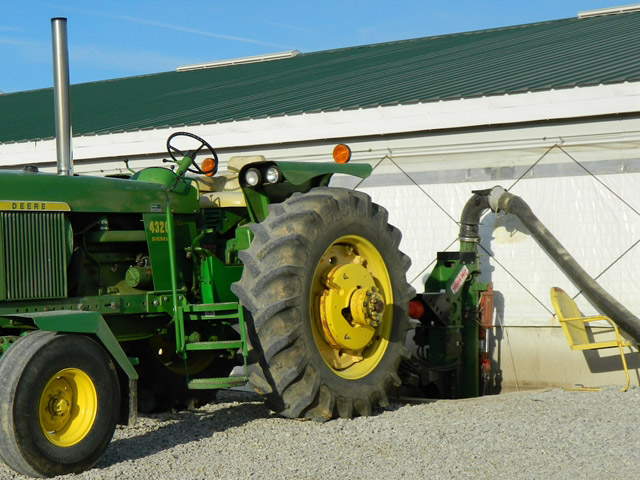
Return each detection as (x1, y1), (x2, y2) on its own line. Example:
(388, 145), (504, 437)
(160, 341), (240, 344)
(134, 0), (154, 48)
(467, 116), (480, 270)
(182, 303), (242, 321)
(183, 302), (239, 313)
(174, 302), (250, 391)
(185, 340), (244, 351)
(186, 313), (240, 321)
(188, 376), (248, 390)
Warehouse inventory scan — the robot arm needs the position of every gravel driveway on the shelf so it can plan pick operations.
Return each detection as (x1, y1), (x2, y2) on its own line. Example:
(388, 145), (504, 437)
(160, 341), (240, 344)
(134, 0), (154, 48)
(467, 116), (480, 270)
(2, 387), (638, 479)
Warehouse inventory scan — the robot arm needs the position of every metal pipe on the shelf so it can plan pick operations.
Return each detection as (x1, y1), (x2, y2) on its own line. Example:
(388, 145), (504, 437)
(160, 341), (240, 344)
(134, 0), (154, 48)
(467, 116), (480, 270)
(51, 18), (73, 176)
(488, 187), (640, 343)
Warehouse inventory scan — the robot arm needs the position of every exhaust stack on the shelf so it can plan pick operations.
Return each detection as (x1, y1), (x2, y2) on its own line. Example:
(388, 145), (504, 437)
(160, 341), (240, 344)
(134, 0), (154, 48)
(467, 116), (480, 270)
(51, 17), (73, 176)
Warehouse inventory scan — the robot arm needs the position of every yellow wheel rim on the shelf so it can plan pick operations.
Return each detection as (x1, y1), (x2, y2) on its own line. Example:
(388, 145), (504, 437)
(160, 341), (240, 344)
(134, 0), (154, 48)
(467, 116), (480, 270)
(38, 368), (97, 447)
(310, 234), (393, 380)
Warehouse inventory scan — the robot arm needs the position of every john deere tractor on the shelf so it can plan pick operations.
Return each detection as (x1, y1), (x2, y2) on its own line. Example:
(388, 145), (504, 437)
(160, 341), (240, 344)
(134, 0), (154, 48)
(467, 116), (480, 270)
(0, 131), (414, 477)
(0, 18), (505, 478)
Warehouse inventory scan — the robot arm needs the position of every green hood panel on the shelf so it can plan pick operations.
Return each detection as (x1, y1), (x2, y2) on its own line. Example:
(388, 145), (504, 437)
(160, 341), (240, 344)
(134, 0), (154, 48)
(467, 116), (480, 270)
(274, 161), (372, 185)
(0, 170), (198, 214)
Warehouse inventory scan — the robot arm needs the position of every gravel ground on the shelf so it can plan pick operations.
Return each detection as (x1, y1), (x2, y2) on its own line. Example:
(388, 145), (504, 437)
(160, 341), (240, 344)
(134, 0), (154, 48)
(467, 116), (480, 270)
(2, 387), (639, 480)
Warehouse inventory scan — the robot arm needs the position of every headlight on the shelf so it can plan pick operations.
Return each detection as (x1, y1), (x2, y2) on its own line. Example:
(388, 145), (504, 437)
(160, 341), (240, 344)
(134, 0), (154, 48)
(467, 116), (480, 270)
(265, 166), (282, 184)
(244, 168), (262, 186)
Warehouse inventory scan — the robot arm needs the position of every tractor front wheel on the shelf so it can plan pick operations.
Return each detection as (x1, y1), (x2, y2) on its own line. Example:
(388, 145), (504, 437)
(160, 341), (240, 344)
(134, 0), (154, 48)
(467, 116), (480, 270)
(0, 331), (120, 478)
(232, 187), (413, 420)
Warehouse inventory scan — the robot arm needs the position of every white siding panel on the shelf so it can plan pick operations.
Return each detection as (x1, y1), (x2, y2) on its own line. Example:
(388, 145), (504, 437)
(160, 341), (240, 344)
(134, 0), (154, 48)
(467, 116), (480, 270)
(334, 134), (640, 328)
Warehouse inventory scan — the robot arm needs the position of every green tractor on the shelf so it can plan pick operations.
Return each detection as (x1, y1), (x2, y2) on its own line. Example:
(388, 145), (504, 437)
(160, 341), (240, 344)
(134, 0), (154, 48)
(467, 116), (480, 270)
(0, 131), (414, 477)
(0, 17), (500, 478)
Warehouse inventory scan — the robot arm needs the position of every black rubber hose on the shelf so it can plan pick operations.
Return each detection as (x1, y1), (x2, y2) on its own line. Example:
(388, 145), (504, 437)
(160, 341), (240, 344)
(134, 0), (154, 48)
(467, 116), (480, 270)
(490, 188), (640, 343)
(459, 189), (492, 242)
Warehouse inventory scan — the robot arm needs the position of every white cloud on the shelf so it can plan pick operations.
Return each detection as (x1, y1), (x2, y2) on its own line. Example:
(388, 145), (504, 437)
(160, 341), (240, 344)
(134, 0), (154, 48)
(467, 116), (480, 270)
(0, 36), (182, 76)
(69, 44), (188, 74)
(0, 26), (23, 33)
(0, 35), (44, 47)
(116, 15), (292, 50)
(51, 6), (293, 50)
(263, 21), (314, 33)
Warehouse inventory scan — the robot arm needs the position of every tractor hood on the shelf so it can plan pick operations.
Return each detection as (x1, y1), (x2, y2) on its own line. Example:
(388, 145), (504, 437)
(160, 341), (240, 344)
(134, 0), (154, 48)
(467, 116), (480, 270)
(0, 169), (198, 214)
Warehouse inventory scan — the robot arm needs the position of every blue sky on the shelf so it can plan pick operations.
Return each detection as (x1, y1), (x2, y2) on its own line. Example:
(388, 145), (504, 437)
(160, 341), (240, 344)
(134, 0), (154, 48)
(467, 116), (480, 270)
(0, 0), (632, 93)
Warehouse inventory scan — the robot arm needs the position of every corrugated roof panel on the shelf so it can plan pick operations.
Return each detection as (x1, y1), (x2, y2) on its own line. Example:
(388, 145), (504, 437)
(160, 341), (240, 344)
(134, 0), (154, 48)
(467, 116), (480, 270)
(1, 12), (638, 144)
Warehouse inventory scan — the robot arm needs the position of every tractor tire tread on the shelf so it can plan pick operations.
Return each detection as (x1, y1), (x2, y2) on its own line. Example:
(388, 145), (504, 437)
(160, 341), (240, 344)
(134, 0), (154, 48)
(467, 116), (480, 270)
(232, 187), (414, 421)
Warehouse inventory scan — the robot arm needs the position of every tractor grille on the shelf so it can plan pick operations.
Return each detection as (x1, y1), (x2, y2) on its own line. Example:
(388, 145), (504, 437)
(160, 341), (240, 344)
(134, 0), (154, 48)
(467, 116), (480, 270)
(202, 209), (223, 230)
(0, 212), (68, 301)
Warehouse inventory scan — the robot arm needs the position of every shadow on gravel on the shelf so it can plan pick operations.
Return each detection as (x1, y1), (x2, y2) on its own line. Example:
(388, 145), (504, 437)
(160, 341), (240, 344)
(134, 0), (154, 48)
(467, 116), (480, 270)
(96, 398), (271, 469)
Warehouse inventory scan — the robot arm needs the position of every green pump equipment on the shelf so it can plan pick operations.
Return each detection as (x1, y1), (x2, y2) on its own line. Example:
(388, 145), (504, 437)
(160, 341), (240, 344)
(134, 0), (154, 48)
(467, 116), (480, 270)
(404, 189), (494, 400)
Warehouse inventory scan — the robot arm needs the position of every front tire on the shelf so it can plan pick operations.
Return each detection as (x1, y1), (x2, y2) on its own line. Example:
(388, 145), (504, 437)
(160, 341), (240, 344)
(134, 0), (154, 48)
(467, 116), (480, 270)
(0, 331), (120, 478)
(232, 187), (413, 420)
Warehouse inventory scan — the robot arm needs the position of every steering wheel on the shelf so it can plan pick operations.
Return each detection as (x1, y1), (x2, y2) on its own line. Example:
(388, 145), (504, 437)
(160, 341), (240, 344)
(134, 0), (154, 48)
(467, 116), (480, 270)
(166, 131), (218, 176)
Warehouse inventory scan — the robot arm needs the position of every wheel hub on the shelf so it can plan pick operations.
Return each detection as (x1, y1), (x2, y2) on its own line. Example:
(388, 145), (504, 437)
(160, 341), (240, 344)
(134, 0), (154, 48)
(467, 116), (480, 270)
(42, 378), (74, 431)
(319, 263), (386, 351)
(49, 396), (70, 416)
(350, 286), (385, 328)
(39, 368), (97, 447)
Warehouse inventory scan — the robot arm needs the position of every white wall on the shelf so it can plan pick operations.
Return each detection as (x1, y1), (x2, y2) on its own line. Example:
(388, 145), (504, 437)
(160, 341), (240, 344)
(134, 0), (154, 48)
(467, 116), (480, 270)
(329, 117), (640, 390)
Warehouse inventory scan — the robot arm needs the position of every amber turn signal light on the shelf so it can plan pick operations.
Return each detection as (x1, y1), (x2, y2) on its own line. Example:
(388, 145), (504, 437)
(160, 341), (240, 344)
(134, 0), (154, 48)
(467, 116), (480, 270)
(332, 144), (351, 164)
(201, 157), (217, 176)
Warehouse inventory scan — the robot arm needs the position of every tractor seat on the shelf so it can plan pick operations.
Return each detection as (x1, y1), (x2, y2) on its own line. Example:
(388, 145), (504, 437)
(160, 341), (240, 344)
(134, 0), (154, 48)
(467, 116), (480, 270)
(198, 155), (264, 208)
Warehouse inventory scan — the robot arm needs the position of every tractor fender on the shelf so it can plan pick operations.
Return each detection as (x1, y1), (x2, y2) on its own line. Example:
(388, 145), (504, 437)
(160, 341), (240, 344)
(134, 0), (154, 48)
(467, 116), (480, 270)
(11, 310), (138, 380)
(240, 160), (372, 187)
(237, 160), (373, 222)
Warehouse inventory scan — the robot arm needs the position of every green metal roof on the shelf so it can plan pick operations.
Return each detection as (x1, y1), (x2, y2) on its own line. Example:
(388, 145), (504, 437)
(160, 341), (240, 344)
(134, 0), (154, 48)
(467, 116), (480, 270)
(1, 11), (638, 144)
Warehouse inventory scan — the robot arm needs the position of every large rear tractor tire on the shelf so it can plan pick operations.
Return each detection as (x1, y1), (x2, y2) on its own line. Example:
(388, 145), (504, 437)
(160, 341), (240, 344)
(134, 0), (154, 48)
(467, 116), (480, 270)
(0, 331), (120, 478)
(232, 187), (414, 421)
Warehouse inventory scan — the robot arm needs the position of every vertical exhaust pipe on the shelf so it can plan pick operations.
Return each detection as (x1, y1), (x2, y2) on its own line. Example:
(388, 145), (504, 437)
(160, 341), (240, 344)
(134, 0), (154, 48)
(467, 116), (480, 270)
(51, 17), (73, 176)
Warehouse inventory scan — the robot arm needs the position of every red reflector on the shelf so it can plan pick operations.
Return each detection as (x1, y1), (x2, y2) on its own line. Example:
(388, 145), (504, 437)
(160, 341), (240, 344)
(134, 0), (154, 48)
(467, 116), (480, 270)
(408, 300), (425, 319)
(481, 353), (491, 373)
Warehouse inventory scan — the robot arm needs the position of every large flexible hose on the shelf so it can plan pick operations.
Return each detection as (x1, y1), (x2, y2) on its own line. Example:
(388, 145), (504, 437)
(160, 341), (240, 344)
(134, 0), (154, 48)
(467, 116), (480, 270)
(486, 187), (640, 343)
(459, 188), (492, 243)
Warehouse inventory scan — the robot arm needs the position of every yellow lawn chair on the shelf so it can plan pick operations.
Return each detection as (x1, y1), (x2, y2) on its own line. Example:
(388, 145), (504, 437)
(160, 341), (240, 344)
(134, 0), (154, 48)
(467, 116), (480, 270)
(550, 287), (637, 392)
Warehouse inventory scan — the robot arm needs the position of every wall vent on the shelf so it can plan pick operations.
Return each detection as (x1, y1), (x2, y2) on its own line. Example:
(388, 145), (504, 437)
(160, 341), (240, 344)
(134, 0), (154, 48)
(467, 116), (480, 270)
(578, 3), (640, 18)
(177, 50), (300, 72)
